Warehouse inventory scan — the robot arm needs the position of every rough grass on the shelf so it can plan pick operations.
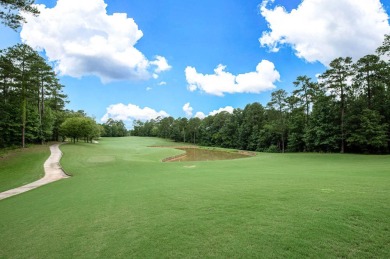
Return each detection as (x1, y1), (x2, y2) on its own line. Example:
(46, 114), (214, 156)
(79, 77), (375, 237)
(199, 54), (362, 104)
(0, 137), (389, 258)
(0, 144), (50, 192)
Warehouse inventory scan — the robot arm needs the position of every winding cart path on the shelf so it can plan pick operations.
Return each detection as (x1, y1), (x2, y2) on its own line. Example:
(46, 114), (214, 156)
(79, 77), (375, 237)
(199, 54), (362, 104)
(0, 144), (69, 200)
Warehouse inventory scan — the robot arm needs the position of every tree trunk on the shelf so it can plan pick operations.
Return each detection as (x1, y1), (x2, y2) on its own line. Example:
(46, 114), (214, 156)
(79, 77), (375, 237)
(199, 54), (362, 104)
(21, 60), (26, 148)
(341, 110), (345, 153)
(367, 71), (372, 109)
(40, 79), (45, 144)
(340, 81), (345, 154)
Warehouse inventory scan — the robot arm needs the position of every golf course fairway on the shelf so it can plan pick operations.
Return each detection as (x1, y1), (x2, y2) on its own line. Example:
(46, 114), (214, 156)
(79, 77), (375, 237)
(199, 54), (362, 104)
(0, 137), (389, 258)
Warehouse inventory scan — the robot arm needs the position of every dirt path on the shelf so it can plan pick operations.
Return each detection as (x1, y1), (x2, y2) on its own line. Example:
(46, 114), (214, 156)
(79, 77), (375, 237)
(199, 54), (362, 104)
(0, 144), (69, 200)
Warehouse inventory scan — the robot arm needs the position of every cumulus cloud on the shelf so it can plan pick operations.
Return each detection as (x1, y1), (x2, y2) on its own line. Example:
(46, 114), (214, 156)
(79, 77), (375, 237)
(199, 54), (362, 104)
(194, 112), (206, 119)
(183, 103), (193, 118)
(20, 0), (170, 82)
(185, 60), (280, 96)
(159, 81), (167, 86)
(209, 106), (234, 116)
(101, 103), (169, 123)
(259, 0), (390, 65)
(192, 106), (234, 119)
(151, 56), (172, 73)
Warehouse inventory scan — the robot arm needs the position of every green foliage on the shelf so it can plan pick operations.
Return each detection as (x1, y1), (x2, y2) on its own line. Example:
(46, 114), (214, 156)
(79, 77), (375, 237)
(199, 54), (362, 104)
(0, 0), (39, 30)
(320, 57), (354, 153)
(132, 34), (390, 154)
(287, 108), (306, 152)
(265, 144), (279, 153)
(0, 44), (68, 147)
(347, 109), (388, 153)
(239, 103), (263, 150)
(60, 116), (101, 143)
(304, 94), (340, 152)
(101, 118), (128, 137)
(40, 106), (55, 142)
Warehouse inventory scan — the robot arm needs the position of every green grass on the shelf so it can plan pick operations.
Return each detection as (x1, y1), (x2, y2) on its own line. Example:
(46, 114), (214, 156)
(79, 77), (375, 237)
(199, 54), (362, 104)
(0, 144), (50, 192)
(0, 137), (389, 258)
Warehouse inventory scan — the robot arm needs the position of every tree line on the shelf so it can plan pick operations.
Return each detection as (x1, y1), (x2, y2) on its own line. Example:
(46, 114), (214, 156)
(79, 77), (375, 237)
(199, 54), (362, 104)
(1, 3), (388, 152)
(0, 43), (69, 147)
(132, 36), (390, 154)
(0, 43), (130, 147)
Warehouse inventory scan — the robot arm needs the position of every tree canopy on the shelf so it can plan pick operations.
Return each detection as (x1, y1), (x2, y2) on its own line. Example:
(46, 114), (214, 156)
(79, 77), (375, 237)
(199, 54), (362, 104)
(0, 0), (39, 30)
(0, 44), (103, 147)
(131, 35), (390, 154)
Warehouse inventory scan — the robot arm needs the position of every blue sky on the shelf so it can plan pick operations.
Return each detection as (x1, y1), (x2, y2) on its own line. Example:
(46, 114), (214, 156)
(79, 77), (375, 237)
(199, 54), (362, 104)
(2, 0), (390, 127)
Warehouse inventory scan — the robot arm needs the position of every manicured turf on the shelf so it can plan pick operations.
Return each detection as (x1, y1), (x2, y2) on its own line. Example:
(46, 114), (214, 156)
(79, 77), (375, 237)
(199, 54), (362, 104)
(0, 145), (50, 192)
(0, 137), (389, 258)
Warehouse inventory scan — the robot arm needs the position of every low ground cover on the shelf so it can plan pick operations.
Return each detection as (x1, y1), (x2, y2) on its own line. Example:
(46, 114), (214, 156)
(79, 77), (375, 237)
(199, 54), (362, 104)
(0, 137), (389, 258)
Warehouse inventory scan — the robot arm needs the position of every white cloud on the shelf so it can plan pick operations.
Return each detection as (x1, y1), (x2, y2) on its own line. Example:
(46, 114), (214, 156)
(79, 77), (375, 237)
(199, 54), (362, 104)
(146, 87), (152, 91)
(182, 102), (193, 118)
(101, 103), (169, 123)
(193, 106), (234, 119)
(150, 56), (172, 73)
(194, 112), (206, 119)
(209, 106), (234, 116)
(159, 81), (167, 86)
(259, 0), (390, 65)
(20, 0), (170, 82)
(185, 60), (280, 96)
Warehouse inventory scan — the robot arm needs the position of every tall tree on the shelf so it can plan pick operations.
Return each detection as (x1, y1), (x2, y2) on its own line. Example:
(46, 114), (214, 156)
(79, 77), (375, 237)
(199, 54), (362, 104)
(6, 44), (39, 147)
(0, 0), (39, 29)
(267, 90), (288, 153)
(220, 109), (242, 149)
(158, 117), (174, 139)
(187, 117), (201, 144)
(293, 75), (317, 126)
(347, 109), (388, 153)
(102, 118), (127, 137)
(0, 52), (17, 147)
(320, 57), (353, 153)
(0, 44), (67, 147)
(178, 118), (188, 143)
(376, 34), (390, 58)
(305, 93), (340, 152)
(30, 55), (56, 143)
(285, 95), (306, 152)
(46, 78), (68, 141)
(239, 103), (264, 151)
(353, 55), (387, 109)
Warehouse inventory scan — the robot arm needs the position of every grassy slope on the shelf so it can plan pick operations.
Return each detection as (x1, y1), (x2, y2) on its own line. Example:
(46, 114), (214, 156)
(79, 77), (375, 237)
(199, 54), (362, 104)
(0, 137), (389, 258)
(0, 145), (50, 192)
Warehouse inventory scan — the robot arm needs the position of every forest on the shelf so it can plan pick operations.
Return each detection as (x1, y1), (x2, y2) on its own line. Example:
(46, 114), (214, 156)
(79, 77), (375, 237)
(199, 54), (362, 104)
(1, 0), (389, 153)
(132, 35), (390, 154)
(0, 43), (130, 147)
(1, 37), (389, 153)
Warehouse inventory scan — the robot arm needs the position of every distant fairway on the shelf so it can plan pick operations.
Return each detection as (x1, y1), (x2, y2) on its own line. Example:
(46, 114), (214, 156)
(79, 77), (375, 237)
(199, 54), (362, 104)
(0, 137), (389, 258)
